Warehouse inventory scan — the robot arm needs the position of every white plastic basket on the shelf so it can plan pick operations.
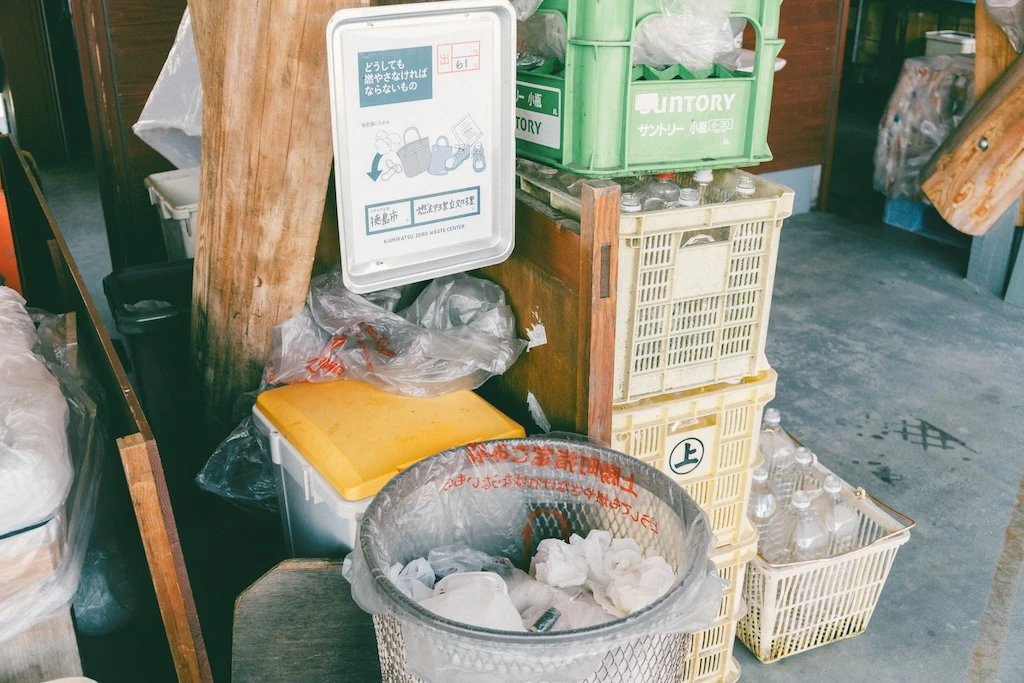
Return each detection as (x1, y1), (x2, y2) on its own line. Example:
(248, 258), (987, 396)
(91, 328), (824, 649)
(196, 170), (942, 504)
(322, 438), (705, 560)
(518, 168), (793, 403)
(737, 470), (914, 663)
(145, 168), (199, 260)
(681, 602), (744, 683)
(611, 370), (777, 546)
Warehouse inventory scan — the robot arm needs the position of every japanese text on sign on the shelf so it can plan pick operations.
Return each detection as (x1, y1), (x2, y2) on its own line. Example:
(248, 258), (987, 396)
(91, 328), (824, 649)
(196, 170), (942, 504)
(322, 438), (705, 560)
(358, 46), (433, 108)
(365, 187), (480, 235)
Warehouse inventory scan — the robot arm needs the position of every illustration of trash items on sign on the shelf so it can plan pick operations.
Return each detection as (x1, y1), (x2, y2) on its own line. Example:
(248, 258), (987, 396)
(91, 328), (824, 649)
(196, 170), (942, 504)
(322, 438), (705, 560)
(429, 136), (453, 176)
(369, 131), (403, 181)
(446, 113), (486, 173)
(397, 127), (432, 178)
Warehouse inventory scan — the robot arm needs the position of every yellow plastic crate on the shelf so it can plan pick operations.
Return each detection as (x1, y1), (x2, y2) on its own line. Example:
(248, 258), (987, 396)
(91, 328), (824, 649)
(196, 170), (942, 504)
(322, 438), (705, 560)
(610, 370), (777, 546)
(738, 466), (914, 663)
(680, 605), (743, 683)
(711, 519), (758, 624)
(517, 169), (793, 403)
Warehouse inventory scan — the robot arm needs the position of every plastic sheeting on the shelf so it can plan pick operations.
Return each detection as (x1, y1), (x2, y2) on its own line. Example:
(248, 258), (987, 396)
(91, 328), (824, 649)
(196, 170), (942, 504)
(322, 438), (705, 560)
(874, 55), (975, 201)
(196, 269), (526, 511)
(0, 300), (104, 643)
(633, 0), (735, 73)
(344, 438), (723, 683)
(132, 9), (202, 169)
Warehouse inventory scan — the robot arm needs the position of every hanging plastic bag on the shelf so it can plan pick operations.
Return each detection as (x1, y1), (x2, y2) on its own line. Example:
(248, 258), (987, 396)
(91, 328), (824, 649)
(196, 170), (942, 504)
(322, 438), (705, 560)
(633, 0), (735, 73)
(509, 0), (544, 21)
(519, 12), (567, 62)
(132, 9), (203, 169)
(985, 0), (1024, 52)
(197, 269), (527, 510)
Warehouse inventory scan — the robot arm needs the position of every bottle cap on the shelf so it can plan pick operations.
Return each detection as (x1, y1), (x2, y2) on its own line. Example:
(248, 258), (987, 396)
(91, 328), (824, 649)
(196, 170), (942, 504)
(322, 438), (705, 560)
(792, 490), (810, 509)
(538, 165), (558, 176)
(736, 175), (756, 196)
(693, 169), (713, 184)
(620, 193), (642, 213)
(752, 466), (768, 483)
(655, 172), (676, 180)
(824, 474), (842, 494)
(795, 447), (813, 465)
(763, 407), (781, 426)
(677, 188), (700, 207)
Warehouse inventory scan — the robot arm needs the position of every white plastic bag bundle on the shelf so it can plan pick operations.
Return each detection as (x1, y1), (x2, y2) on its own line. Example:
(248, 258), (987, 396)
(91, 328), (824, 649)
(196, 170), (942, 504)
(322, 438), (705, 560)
(509, 0), (544, 21)
(520, 12), (567, 61)
(985, 0), (1024, 52)
(132, 9), (202, 168)
(0, 287), (38, 354)
(633, 0), (735, 72)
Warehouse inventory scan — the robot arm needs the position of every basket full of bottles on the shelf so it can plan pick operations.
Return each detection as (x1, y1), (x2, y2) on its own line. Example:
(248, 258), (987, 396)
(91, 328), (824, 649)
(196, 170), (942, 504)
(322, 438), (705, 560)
(738, 409), (915, 663)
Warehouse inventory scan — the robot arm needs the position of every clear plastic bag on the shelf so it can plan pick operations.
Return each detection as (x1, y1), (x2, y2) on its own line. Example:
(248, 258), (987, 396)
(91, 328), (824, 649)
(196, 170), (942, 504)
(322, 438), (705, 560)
(345, 438), (723, 683)
(132, 9), (202, 169)
(633, 0), (735, 73)
(874, 56), (975, 201)
(197, 269), (526, 510)
(985, 0), (1024, 52)
(0, 309), (104, 643)
(519, 12), (567, 61)
(0, 287), (38, 354)
(509, 0), (544, 21)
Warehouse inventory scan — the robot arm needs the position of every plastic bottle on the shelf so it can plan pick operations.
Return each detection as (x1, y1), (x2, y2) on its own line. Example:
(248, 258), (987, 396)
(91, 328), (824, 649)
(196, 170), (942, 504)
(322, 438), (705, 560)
(641, 173), (681, 210)
(817, 474), (859, 556)
(794, 447), (822, 501)
(769, 446), (797, 506)
(620, 193), (642, 214)
(788, 490), (829, 562)
(677, 187), (700, 207)
(759, 407), (798, 463)
(748, 467), (785, 562)
(734, 174), (756, 198)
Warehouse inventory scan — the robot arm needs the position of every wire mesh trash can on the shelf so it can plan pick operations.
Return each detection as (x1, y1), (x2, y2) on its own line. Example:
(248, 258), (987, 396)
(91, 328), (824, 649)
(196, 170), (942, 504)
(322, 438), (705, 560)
(344, 438), (724, 683)
(738, 464), (914, 663)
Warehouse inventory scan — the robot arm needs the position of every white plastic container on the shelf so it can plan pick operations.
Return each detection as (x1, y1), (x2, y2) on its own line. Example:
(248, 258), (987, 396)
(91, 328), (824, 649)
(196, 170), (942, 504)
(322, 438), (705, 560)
(925, 30), (976, 56)
(145, 168), (199, 260)
(519, 168), (794, 403)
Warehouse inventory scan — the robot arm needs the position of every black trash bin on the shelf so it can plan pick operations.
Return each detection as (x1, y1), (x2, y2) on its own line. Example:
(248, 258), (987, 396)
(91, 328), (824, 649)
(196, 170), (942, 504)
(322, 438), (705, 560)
(103, 260), (195, 475)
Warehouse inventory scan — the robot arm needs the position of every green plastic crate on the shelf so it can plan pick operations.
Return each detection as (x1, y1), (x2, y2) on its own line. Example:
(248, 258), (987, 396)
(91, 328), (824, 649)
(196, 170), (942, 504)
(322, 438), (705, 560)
(516, 0), (785, 177)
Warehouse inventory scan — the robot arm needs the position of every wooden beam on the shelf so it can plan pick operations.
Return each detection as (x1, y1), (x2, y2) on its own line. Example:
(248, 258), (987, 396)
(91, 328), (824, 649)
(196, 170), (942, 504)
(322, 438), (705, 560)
(975, 1), (1024, 227)
(187, 0), (366, 427)
(920, 54), (1024, 236)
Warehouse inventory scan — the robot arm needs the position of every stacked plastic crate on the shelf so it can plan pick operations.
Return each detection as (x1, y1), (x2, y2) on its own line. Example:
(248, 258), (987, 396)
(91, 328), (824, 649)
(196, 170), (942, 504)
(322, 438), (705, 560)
(514, 1), (790, 678)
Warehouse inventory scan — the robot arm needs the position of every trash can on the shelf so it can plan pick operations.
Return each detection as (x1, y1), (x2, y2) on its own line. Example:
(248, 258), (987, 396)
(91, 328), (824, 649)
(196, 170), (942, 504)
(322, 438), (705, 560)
(103, 260), (194, 472)
(345, 438), (723, 683)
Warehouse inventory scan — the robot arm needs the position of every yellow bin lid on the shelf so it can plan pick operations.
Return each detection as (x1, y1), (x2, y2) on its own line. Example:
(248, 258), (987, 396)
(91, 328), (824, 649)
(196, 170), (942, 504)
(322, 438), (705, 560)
(255, 380), (525, 501)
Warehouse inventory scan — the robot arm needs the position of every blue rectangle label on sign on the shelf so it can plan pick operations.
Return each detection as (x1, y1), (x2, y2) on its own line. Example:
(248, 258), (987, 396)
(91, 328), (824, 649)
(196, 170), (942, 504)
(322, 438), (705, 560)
(358, 46), (433, 108)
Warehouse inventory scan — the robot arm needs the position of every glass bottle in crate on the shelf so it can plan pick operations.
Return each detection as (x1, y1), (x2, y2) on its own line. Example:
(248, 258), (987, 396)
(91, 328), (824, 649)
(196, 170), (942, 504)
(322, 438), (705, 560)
(759, 408), (797, 464)
(787, 491), (829, 563)
(640, 173), (681, 210)
(817, 474), (859, 556)
(794, 447), (823, 501)
(749, 466), (786, 562)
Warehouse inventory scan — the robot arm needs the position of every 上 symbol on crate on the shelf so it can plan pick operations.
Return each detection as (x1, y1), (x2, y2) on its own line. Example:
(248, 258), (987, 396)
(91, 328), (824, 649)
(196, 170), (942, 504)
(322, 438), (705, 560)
(669, 438), (704, 475)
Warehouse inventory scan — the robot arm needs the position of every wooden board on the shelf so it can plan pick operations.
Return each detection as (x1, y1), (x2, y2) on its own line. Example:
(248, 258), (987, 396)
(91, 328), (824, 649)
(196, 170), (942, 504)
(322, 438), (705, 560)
(478, 184), (619, 444)
(0, 613), (82, 683)
(975, 1), (1024, 227)
(1, 134), (210, 683)
(920, 54), (1024, 236)
(232, 560), (381, 683)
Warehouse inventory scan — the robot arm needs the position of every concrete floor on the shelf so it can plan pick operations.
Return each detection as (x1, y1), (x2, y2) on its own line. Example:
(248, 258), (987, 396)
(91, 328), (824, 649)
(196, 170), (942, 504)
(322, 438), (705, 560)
(35, 157), (1024, 682)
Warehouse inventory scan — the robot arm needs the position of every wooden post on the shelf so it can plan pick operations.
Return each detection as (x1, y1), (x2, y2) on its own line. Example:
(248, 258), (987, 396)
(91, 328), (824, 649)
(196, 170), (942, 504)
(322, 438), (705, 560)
(187, 0), (366, 427)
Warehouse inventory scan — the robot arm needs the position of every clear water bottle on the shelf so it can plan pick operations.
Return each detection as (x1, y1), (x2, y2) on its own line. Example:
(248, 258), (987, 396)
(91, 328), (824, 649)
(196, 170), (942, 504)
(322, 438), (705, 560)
(620, 193), (642, 214)
(817, 474), (859, 556)
(734, 174), (756, 198)
(788, 490), (829, 562)
(677, 187), (700, 207)
(641, 173), (681, 210)
(794, 447), (823, 500)
(759, 408), (797, 464)
(748, 467), (786, 562)
(769, 446), (797, 507)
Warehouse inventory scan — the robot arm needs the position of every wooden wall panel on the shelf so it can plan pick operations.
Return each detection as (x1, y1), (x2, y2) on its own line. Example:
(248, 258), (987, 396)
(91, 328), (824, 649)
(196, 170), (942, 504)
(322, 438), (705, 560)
(71, 0), (185, 267)
(750, 0), (849, 194)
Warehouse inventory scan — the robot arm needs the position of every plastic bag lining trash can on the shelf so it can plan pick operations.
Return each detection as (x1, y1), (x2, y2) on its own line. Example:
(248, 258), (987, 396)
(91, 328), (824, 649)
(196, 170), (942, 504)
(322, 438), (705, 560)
(345, 438), (723, 683)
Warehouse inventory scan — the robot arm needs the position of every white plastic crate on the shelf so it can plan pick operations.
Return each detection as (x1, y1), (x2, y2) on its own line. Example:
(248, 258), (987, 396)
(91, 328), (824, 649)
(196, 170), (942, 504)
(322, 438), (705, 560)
(611, 369), (777, 546)
(518, 168), (793, 403)
(738, 465), (914, 663)
(711, 519), (758, 624)
(145, 168), (199, 260)
(681, 602), (744, 683)
(925, 30), (975, 56)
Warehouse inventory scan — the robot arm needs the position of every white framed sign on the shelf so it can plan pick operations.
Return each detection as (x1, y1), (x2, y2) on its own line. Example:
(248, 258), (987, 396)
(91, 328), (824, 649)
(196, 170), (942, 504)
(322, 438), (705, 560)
(326, 0), (516, 293)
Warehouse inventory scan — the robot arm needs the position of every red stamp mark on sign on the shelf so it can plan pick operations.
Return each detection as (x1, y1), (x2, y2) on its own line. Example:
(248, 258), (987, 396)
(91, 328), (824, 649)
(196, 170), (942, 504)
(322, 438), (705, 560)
(437, 41), (481, 74)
